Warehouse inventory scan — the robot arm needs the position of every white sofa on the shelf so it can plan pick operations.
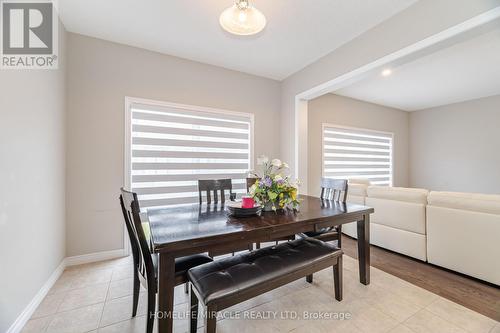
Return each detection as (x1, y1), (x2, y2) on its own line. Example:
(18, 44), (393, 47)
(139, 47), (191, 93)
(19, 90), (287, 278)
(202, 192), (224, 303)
(342, 183), (500, 285)
(427, 191), (500, 285)
(342, 180), (369, 237)
(345, 185), (428, 261)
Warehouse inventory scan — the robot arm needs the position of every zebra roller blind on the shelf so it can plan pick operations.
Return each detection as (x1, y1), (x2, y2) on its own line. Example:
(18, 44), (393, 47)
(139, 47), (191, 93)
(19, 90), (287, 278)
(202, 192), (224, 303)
(322, 124), (393, 186)
(128, 100), (253, 209)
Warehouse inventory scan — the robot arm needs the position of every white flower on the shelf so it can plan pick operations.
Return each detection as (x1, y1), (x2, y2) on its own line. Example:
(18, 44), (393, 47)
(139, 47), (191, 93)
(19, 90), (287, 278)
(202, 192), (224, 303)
(257, 155), (269, 166)
(271, 159), (282, 167)
(289, 178), (300, 188)
(274, 174), (283, 182)
(249, 183), (258, 195)
(282, 162), (289, 169)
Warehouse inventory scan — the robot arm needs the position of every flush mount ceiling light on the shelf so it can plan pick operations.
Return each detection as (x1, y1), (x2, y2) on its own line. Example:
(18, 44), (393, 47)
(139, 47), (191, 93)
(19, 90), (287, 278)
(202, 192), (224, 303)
(219, 0), (267, 36)
(381, 68), (393, 77)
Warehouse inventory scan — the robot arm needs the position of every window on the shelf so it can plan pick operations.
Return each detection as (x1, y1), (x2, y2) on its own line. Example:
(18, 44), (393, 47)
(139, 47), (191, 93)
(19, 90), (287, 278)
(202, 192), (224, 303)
(125, 98), (253, 210)
(322, 124), (393, 186)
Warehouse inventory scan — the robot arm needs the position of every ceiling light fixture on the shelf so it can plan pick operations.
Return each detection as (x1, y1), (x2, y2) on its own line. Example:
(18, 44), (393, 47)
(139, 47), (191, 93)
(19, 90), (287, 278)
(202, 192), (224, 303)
(381, 69), (392, 77)
(219, 0), (267, 36)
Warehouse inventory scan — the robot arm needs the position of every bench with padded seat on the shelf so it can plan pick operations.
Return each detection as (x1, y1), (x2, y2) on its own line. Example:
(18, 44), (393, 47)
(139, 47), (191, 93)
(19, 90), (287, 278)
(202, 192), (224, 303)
(188, 238), (343, 333)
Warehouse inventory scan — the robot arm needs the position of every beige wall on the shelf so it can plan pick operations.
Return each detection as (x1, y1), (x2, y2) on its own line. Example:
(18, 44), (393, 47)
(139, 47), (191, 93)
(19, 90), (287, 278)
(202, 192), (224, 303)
(409, 94), (500, 194)
(308, 94), (410, 194)
(0, 25), (67, 332)
(66, 33), (281, 256)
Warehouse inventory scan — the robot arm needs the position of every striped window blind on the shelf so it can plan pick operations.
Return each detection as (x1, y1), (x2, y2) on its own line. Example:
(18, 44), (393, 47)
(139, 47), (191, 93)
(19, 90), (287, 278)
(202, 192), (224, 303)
(128, 100), (253, 210)
(322, 125), (393, 186)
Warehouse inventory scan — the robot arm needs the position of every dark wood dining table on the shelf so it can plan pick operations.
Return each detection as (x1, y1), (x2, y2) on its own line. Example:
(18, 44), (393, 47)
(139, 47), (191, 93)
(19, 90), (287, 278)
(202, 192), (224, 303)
(147, 195), (374, 333)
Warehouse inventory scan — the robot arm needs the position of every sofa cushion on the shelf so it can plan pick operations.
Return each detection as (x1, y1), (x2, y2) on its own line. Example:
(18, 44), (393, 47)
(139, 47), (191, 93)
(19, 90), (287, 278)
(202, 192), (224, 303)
(342, 221), (357, 238)
(349, 178), (371, 185)
(366, 197), (426, 234)
(367, 186), (428, 204)
(428, 191), (500, 215)
(427, 206), (500, 285)
(347, 194), (364, 205)
(371, 223), (427, 261)
(348, 183), (368, 197)
(341, 221), (427, 260)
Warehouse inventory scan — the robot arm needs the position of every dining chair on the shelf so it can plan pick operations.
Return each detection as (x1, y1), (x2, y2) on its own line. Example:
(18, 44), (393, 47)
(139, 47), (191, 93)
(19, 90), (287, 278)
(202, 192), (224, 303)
(198, 179), (236, 204)
(300, 178), (348, 283)
(246, 177), (259, 193)
(246, 177), (295, 249)
(197, 179), (252, 256)
(119, 188), (212, 333)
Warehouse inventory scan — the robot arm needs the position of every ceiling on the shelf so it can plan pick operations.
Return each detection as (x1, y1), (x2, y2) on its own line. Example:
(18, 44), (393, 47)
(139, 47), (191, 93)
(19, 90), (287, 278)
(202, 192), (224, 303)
(58, 0), (417, 80)
(335, 24), (500, 111)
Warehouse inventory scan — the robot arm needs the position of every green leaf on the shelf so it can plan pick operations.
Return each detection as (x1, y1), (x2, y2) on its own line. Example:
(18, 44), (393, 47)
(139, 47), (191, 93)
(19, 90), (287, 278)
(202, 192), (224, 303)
(267, 191), (278, 200)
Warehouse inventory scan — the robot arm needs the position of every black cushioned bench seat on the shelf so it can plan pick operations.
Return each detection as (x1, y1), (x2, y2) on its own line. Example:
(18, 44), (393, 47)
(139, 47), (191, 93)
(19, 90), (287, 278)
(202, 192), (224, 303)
(187, 238), (343, 333)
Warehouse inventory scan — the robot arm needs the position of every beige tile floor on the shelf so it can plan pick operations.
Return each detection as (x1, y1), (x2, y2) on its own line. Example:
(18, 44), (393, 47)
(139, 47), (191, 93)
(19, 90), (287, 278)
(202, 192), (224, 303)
(22, 254), (499, 333)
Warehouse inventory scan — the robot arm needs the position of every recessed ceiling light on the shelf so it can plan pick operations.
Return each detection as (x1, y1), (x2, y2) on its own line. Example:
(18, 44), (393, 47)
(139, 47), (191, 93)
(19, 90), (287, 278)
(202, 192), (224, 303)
(220, 0), (267, 36)
(381, 69), (392, 77)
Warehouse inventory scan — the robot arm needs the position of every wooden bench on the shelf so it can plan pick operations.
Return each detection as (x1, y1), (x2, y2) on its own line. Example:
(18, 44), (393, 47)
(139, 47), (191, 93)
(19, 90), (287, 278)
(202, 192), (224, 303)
(187, 238), (343, 332)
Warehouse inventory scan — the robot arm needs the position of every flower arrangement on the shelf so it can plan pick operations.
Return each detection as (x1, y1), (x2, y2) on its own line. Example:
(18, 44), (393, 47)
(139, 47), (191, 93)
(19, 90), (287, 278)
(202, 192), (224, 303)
(248, 155), (300, 211)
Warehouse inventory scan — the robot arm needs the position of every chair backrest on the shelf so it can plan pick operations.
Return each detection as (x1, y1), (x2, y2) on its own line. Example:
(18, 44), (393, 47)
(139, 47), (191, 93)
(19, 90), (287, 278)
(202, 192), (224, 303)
(198, 179), (234, 204)
(246, 177), (258, 192)
(119, 188), (156, 290)
(320, 178), (348, 203)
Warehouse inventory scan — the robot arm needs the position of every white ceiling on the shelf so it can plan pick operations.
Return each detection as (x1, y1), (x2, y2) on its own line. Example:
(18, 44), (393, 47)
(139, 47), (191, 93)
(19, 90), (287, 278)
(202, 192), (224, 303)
(335, 25), (500, 111)
(58, 0), (417, 80)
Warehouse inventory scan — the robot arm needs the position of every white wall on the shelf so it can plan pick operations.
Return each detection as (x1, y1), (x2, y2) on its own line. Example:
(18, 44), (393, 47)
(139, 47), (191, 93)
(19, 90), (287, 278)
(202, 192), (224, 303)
(0, 25), (67, 333)
(308, 94), (409, 194)
(66, 33), (282, 257)
(409, 94), (500, 194)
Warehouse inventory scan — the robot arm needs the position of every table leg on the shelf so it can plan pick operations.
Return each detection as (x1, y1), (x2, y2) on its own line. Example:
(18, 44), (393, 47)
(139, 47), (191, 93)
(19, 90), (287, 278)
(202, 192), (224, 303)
(357, 213), (370, 285)
(158, 253), (175, 333)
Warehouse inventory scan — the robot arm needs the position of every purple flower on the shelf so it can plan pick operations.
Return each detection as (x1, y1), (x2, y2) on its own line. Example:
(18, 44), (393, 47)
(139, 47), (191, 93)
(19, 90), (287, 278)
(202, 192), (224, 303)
(262, 176), (272, 187)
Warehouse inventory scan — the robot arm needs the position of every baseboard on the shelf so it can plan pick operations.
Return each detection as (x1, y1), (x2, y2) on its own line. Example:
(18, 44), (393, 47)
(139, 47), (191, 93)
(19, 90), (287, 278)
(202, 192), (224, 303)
(6, 260), (66, 333)
(65, 248), (127, 266)
(7, 248), (129, 333)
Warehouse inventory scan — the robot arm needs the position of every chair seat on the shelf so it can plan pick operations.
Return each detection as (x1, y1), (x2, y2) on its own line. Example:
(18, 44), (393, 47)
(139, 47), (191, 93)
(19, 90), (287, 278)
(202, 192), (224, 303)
(151, 254), (213, 278)
(188, 238), (342, 305)
(303, 226), (336, 237)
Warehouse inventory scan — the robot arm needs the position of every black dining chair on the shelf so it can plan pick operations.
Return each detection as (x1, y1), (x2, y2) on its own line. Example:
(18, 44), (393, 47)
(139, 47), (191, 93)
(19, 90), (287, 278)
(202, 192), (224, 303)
(197, 179), (253, 256)
(247, 177), (295, 249)
(300, 178), (348, 283)
(198, 179), (236, 204)
(119, 188), (213, 333)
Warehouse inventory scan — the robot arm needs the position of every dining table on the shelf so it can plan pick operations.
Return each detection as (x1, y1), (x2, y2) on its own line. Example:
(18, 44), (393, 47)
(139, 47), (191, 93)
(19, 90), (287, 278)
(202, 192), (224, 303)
(147, 194), (374, 333)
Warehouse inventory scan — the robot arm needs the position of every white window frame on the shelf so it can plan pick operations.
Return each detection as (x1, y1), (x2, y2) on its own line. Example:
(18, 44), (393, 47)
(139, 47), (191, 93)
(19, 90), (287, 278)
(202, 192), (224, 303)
(321, 123), (394, 186)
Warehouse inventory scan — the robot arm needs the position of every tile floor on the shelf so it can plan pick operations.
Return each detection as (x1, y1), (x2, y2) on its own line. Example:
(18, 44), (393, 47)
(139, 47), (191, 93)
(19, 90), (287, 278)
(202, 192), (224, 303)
(22, 254), (499, 333)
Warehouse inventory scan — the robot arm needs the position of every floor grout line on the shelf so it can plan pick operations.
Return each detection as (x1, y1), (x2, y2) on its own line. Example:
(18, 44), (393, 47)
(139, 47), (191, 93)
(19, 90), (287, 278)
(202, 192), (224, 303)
(399, 322), (419, 333)
(423, 305), (496, 333)
(489, 323), (500, 333)
(408, 308), (477, 333)
(96, 281), (111, 330)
